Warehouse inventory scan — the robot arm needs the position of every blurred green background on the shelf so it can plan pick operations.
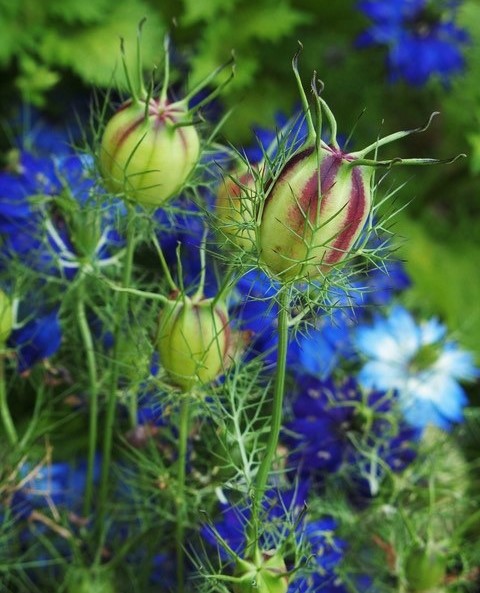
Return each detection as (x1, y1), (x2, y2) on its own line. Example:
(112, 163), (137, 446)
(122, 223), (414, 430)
(0, 0), (479, 351)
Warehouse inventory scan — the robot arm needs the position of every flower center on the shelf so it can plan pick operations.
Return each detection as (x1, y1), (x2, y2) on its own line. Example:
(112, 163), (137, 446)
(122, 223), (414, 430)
(410, 343), (439, 373)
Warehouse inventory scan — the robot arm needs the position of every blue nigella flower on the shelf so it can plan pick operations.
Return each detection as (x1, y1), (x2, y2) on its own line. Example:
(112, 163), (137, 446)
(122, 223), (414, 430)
(283, 375), (420, 495)
(290, 517), (350, 593)
(201, 482), (310, 561)
(8, 309), (62, 373)
(201, 485), (351, 593)
(10, 457), (99, 520)
(355, 305), (479, 430)
(357, 0), (469, 85)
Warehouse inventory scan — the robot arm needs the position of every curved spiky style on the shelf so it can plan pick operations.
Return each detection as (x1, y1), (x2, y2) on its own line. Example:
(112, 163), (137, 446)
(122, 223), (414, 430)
(99, 24), (235, 208)
(258, 45), (466, 284)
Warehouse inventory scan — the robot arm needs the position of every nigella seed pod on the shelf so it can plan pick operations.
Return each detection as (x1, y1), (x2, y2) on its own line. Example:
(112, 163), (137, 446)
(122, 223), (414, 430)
(405, 545), (447, 591)
(0, 289), (13, 344)
(156, 295), (231, 391)
(233, 549), (289, 593)
(215, 164), (258, 250)
(66, 567), (116, 593)
(261, 45), (466, 284)
(100, 98), (200, 207)
(259, 145), (371, 281)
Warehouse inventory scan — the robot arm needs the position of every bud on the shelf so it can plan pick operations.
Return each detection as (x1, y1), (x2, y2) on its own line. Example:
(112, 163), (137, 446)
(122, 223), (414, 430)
(0, 289), (13, 344)
(260, 46), (466, 283)
(405, 545), (447, 591)
(233, 548), (289, 593)
(100, 97), (199, 207)
(259, 145), (371, 281)
(156, 295), (230, 391)
(216, 164), (258, 250)
(66, 567), (116, 593)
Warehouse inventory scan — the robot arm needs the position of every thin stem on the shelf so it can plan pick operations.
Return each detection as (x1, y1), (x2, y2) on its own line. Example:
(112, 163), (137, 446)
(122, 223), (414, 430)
(292, 44), (315, 142)
(246, 286), (290, 553)
(176, 395), (191, 593)
(76, 288), (99, 517)
(0, 353), (18, 446)
(97, 205), (137, 540)
(159, 34), (171, 104)
(151, 232), (177, 292)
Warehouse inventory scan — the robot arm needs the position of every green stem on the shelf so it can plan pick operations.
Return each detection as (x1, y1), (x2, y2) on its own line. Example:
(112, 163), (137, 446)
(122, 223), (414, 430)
(247, 287), (290, 553)
(97, 206), (137, 537)
(0, 352), (18, 446)
(176, 395), (191, 593)
(76, 287), (99, 517)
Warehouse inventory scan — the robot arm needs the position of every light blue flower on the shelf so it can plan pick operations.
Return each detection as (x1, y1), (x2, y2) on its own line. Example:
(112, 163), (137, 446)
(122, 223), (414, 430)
(354, 306), (478, 430)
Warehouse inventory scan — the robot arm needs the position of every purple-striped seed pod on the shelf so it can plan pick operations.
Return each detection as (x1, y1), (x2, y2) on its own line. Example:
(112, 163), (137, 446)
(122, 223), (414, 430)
(259, 144), (372, 282)
(156, 295), (231, 391)
(99, 98), (199, 207)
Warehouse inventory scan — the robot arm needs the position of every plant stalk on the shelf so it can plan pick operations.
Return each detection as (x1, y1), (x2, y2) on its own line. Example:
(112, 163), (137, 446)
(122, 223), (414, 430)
(76, 287), (99, 517)
(0, 353), (18, 446)
(246, 286), (290, 553)
(97, 206), (137, 534)
(176, 394), (191, 593)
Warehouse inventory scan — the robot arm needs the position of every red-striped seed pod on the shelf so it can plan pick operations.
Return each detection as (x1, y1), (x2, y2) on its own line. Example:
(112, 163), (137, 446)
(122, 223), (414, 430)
(99, 97), (199, 207)
(156, 295), (231, 391)
(259, 144), (371, 282)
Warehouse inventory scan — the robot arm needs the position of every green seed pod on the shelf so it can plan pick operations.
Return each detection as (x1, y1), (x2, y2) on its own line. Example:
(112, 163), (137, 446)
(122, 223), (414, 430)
(405, 545), (447, 591)
(216, 164), (258, 250)
(0, 289), (13, 344)
(66, 567), (116, 593)
(156, 295), (230, 391)
(234, 548), (289, 593)
(99, 97), (199, 207)
(259, 145), (372, 282)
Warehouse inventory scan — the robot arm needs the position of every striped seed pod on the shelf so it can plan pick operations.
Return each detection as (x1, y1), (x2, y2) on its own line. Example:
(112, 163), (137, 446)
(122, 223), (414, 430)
(156, 295), (231, 391)
(100, 98), (199, 207)
(259, 144), (371, 282)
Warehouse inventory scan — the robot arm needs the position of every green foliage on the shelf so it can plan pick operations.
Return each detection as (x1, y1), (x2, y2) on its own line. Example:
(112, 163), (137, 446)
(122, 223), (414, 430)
(396, 214), (480, 354)
(0, 0), (165, 101)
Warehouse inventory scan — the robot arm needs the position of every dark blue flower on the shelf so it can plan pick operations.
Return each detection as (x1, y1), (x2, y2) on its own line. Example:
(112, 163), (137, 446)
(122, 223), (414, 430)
(8, 309), (62, 373)
(9, 457), (99, 520)
(283, 375), (420, 494)
(357, 0), (469, 85)
(290, 517), (349, 593)
(201, 482), (309, 561)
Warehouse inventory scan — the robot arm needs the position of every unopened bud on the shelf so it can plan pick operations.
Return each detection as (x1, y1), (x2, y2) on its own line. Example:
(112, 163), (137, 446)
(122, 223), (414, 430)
(259, 145), (371, 282)
(156, 295), (230, 391)
(405, 545), (447, 591)
(66, 567), (116, 593)
(233, 548), (289, 593)
(100, 98), (199, 207)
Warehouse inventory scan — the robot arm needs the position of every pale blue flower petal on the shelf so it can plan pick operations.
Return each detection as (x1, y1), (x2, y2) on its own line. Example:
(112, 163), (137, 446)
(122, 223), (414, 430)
(435, 343), (480, 381)
(419, 317), (447, 346)
(357, 360), (406, 392)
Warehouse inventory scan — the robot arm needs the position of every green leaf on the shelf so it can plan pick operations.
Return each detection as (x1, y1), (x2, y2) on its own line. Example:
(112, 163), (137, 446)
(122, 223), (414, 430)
(0, 2), (23, 65)
(44, 0), (113, 24)
(15, 55), (60, 106)
(182, 0), (240, 25)
(38, 0), (165, 89)
(396, 214), (480, 353)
